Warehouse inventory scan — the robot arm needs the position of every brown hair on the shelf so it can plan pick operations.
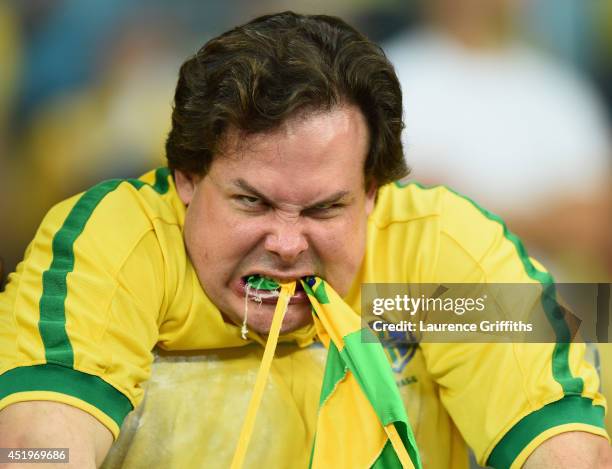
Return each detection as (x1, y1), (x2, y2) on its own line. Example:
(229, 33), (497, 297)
(165, 11), (408, 187)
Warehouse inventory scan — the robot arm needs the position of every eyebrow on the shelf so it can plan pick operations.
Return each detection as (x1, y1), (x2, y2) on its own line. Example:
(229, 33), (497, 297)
(232, 178), (352, 209)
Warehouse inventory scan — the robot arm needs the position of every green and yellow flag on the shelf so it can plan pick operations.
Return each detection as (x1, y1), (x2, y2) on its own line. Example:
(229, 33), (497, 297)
(230, 276), (421, 469)
(303, 276), (421, 469)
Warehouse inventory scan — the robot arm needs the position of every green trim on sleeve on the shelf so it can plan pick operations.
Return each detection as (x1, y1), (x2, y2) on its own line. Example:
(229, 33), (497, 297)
(34, 168), (171, 418)
(486, 396), (606, 469)
(39, 179), (124, 366)
(393, 181), (583, 395)
(152, 167), (171, 194)
(39, 168), (172, 368)
(0, 364), (133, 428)
(127, 167), (171, 194)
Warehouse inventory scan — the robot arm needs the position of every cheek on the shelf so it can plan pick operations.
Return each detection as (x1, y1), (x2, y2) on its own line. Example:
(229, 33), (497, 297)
(184, 200), (263, 269)
(344, 217), (367, 267)
(314, 212), (367, 269)
(311, 217), (366, 296)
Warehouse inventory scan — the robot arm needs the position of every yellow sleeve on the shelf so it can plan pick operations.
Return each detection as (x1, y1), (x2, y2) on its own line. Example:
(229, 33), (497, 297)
(420, 187), (609, 469)
(0, 180), (165, 439)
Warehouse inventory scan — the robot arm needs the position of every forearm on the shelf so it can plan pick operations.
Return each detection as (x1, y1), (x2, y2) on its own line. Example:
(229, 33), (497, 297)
(0, 401), (112, 468)
(522, 431), (612, 469)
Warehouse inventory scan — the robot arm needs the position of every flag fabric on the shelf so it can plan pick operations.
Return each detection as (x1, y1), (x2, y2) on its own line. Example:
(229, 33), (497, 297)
(229, 277), (422, 469)
(302, 276), (422, 469)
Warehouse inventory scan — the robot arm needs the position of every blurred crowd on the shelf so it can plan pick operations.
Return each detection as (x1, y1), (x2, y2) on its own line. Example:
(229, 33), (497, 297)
(0, 0), (611, 447)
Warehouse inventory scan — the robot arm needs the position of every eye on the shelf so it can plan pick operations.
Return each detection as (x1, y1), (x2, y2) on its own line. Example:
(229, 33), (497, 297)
(234, 194), (267, 211)
(238, 195), (261, 206)
(304, 203), (345, 218)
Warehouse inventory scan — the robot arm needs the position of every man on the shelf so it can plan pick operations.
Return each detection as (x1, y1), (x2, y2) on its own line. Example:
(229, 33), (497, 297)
(0, 12), (610, 469)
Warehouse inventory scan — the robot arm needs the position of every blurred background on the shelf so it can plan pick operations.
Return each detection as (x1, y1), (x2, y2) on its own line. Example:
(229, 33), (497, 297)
(0, 0), (610, 437)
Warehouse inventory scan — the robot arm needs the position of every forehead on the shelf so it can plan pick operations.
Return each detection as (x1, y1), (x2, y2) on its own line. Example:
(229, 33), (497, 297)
(210, 105), (370, 200)
(221, 105), (369, 162)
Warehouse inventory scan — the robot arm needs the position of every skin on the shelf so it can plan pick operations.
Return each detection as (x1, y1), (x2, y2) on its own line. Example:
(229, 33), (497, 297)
(174, 104), (376, 335)
(0, 401), (112, 468)
(523, 432), (612, 469)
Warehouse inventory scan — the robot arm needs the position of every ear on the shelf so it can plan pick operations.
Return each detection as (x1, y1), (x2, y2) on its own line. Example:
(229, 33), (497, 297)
(174, 170), (200, 206)
(364, 181), (377, 215)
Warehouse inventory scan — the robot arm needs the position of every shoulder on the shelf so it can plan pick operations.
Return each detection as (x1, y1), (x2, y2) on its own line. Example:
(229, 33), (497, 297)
(369, 181), (533, 282)
(33, 168), (184, 277)
(46, 167), (180, 231)
(372, 181), (504, 246)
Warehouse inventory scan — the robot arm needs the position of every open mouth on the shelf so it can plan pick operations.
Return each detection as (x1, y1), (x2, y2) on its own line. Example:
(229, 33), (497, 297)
(240, 274), (308, 304)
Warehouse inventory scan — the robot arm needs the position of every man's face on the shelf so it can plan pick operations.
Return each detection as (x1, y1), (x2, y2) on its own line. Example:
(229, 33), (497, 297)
(175, 105), (375, 334)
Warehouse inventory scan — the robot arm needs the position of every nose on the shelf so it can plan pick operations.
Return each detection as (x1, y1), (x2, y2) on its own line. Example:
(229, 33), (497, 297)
(264, 218), (309, 264)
